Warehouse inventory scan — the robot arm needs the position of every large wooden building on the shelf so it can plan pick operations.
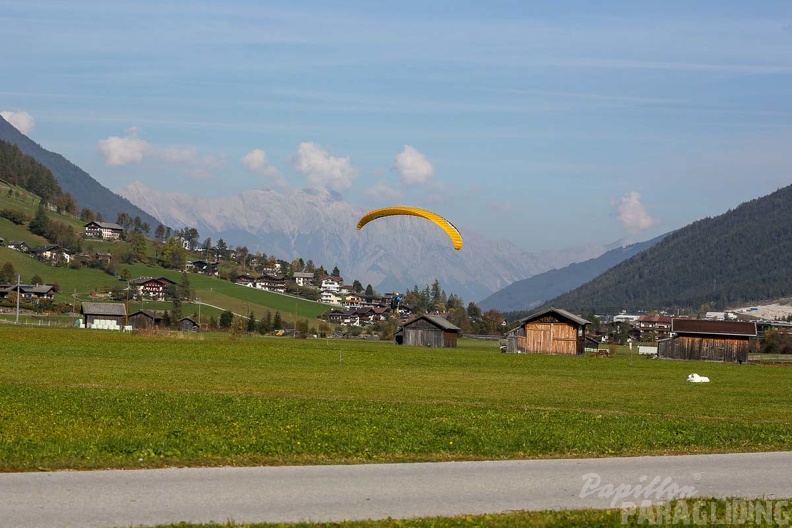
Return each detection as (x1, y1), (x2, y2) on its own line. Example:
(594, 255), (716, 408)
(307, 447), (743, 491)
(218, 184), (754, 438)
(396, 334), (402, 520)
(80, 302), (127, 329)
(397, 315), (460, 348)
(506, 307), (589, 355)
(658, 319), (757, 363)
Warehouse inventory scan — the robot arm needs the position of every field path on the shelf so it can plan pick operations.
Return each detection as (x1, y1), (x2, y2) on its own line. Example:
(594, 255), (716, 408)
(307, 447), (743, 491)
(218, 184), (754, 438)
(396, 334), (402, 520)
(2, 452), (792, 527)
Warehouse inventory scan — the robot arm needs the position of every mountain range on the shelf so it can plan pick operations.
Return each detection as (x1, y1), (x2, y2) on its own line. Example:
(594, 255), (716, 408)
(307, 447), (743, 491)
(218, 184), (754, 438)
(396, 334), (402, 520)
(542, 183), (792, 313)
(0, 114), (650, 303)
(117, 181), (624, 301)
(478, 234), (667, 313)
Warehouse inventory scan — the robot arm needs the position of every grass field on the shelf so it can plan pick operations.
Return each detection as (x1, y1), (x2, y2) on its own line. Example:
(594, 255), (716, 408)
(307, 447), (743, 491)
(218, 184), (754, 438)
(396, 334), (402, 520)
(1, 326), (791, 473)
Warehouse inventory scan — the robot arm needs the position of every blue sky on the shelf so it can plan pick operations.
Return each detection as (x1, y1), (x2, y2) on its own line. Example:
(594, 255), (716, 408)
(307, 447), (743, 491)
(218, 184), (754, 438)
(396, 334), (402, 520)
(3, 1), (792, 251)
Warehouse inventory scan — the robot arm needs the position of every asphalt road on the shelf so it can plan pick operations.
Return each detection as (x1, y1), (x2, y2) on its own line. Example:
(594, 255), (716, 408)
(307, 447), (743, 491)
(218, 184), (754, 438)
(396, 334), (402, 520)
(2, 452), (792, 528)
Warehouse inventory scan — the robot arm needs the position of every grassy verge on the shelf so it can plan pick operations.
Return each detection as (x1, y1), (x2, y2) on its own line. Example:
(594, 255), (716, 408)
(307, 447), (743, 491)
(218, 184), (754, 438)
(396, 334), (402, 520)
(1, 327), (791, 471)
(145, 498), (792, 527)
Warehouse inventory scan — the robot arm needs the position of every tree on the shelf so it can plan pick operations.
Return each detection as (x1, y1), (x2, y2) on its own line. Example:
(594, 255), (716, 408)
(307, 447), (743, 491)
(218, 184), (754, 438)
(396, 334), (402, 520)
(178, 271), (192, 300)
(171, 297), (183, 323)
(272, 311), (283, 330)
(126, 231), (148, 261)
(219, 310), (234, 329)
(352, 280), (363, 293)
(0, 262), (16, 283)
(365, 284), (374, 297)
(161, 237), (187, 269)
(30, 274), (43, 285)
(154, 224), (166, 242)
(28, 203), (49, 236)
(247, 312), (256, 333)
(331, 266), (341, 277)
(79, 208), (95, 223)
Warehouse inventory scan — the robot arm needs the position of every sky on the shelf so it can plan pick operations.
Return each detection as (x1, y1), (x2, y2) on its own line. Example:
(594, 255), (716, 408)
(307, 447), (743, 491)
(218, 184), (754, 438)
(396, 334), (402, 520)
(3, 1), (792, 252)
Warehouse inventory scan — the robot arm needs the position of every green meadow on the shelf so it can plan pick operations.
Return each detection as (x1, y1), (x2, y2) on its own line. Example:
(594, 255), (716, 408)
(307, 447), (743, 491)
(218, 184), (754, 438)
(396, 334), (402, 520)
(1, 326), (791, 472)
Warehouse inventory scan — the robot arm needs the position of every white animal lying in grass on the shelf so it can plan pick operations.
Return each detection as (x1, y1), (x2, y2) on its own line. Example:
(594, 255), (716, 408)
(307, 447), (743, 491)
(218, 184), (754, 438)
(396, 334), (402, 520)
(686, 373), (710, 383)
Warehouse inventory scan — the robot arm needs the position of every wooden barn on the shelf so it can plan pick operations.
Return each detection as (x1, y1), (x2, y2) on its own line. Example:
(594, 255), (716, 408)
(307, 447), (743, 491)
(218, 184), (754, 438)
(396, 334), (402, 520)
(658, 319), (757, 363)
(397, 315), (460, 348)
(128, 309), (164, 329)
(506, 307), (589, 355)
(80, 302), (127, 329)
(178, 317), (200, 332)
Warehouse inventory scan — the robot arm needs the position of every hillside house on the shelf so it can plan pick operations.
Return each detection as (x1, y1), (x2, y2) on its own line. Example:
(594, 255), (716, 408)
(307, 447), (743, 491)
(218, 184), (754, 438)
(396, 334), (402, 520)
(506, 307), (589, 355)
(189, 260), (218, 276)
(397, 315), (460, 348)
(293, 272), (314, 287)
(321, 290), (343, 305)
(0, 284), (56, 302)
(84, 221), (124, 240)
(129, 276), (177, 301)
(7, 240), (29, 252)
(257, 273), (286, 293)
(321, 276), (343, 292)
(658, 319), (757, 363)
(29, 245), (71, 264)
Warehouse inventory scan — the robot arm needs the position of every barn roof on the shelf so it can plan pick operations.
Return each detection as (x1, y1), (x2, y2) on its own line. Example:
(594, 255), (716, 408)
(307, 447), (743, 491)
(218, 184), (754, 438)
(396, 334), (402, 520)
(672, 318), (757, 337)
(80, 302), (127, 316)
(403, 314), (461, 332)
(518, 307), (589, 326)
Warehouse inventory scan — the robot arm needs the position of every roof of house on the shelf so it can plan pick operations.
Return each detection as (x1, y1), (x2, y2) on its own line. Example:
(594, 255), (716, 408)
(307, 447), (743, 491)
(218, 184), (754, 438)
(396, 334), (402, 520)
(672, 318), (757, 337)
(403, 314), (461, 332)
(130, 276), (177, 286)
(85, 221), (123, 230)
(129, 309), (163, 320)
(80, 302), (127, 316)
(518, 307), (590, 326)
(637, 314), (673, 323)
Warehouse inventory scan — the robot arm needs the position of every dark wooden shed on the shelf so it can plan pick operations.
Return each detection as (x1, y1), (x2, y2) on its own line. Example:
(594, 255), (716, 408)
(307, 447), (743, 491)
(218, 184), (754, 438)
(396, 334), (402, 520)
(658, 319), (757, 362)
(506, 307), (589, 355)
(399, 315), (460, 348)
(128, 309), (164, 329)
(178, 317), (200, 332)
(80, 302), (127, 329)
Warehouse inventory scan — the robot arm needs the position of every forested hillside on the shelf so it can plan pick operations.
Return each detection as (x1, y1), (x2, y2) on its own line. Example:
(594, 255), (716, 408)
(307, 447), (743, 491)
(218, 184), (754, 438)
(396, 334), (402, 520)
(0, 116), (159, 228)
(545, 183), (792, 313)
(0, 140), (68, 207)
(479, 234), (666, 312)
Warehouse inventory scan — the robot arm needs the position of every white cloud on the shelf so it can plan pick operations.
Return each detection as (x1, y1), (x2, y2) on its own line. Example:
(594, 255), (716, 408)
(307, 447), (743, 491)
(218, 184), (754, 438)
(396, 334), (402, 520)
(97, 129), (149, 166)
(613, 191), (657, 233)
(364, 181), (403, 202)
(291, 142), (357, 192)
(241, 148), (280, 176)
(394, 145), (434, 186)
(0, 110), (35, 134)
(158, 147), (198, 164)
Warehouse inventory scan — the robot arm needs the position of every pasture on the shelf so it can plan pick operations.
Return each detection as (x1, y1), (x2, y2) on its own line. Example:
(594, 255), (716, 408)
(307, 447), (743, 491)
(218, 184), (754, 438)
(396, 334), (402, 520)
(1, 326), (791, 472)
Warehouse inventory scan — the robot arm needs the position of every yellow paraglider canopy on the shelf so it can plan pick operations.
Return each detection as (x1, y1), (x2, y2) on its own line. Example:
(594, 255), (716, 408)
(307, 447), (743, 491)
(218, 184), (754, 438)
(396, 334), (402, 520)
(356, 206), (463, 250)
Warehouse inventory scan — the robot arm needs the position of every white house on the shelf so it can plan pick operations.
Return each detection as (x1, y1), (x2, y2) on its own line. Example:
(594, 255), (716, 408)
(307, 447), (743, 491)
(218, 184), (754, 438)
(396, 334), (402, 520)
(321, 276), (343, 292)
(293, 272), (314, 287)
(321, 290), (343, 305)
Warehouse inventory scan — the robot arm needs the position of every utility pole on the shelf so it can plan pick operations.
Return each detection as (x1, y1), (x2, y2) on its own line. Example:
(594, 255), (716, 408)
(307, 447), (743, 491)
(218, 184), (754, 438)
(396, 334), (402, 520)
(15, 274), (21, 325)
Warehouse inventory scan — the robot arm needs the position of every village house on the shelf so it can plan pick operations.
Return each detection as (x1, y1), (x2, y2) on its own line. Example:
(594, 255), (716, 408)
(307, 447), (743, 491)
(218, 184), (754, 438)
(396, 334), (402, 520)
(84, 221), (124, 240)
(7, 240), (29, 253)
(129, 276), (177, 301)
(257, 273), (286, 293)
(292, 272), (314, 287)
(29, 245), (71, 265)
(321, 290), (343, 305)
(0, 283), (56, 302)
(188, 260), (218, 276)
(636, 314), (673, 341)
(321, 276), (343, 292)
